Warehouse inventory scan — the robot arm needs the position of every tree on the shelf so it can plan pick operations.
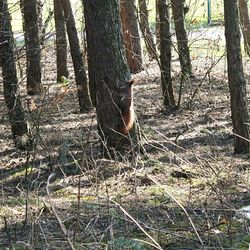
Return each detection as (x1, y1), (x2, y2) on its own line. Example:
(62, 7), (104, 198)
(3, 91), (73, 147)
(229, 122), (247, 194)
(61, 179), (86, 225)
(54, 0), (69, 82)
(224, 0), (250, 153)
(61, 0), (92, 112)
(0, 0), (29, 149)
(158, 0), (175, 108)
(120, 0), (143, 73)
(84, 0), (139, 153)
(40, 9), (54, 47)
(138, 0), (157, 59)
(37, 0), (43, 32)
(155, 0), (160, 49)
(239, 0), (250, 55)
(20, 0), (42, 95)
(170, 0), (192, 78)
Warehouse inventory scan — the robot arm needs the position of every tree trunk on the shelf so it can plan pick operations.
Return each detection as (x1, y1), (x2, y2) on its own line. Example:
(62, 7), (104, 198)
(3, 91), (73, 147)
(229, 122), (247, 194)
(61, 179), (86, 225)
(54, 0), (69, 82)
(224, 0), (250, 153)
(138, 0), (157, 59)
(155, 0), (160, 49)
(37, 0), (43, 33)
(21, 0), (42, 95)
(239, 0), (250, 55)
(158, 0), (175, 108)
(61, 0), (92, 112)
(84, 0), (139, 154)
(120, 0), (143, 73)
(170, 0), (192, 78)
(0, 0), (29, 149)
(40, 9), (54, 47)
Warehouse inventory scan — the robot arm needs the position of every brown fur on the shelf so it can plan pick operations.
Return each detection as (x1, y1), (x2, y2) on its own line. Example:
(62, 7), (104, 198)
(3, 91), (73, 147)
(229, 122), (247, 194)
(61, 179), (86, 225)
(121, 101), (135, 135)
(119, 79), (135, 135)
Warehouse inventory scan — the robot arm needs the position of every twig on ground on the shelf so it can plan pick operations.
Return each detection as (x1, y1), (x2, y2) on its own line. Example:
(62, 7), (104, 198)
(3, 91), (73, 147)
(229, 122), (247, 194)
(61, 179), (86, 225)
(147, 175), (204, 246)
(110, 198), (164, 250)
(46, 173), (75, 250)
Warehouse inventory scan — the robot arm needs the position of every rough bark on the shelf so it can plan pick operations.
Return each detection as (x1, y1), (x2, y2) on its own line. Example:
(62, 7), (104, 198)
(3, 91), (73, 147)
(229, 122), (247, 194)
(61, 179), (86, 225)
(0, 0), (29, 149)
(37, 0), (43, 32)
(120, 0), (143, 73)
(158, 0), (175, 107)
(170, 0), (192, 77)
(21, 0), (42, 95)
(224, 0), (250, 153)
(239, 0), (250, 55)
(138, 0), (157, 59)
(61, 0), (92, 112)
(155, 0), (160, 49)
(84, 0), (139, 153)
(54, 0), (69, 82)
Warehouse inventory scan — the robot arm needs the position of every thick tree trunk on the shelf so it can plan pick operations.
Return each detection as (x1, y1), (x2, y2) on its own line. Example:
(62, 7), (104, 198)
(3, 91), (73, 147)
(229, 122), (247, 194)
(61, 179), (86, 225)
(21, 0), (42, 95)
(158, 0), (175, 108)
(170, 0), (192, 78)
(84, 0), (139, 153)
(239, 0), (250, 55)
(54, 0), (69, 82)
(0, 0), (29, 149)
(61, 0), (92, 112)
(120, 0), (143, 73)
(138, 0), (157, 59)
(224, 0), (250, 153)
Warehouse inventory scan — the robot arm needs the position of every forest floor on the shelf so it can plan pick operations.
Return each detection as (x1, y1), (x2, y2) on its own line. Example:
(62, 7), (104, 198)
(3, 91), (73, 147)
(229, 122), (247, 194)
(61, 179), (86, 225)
(1, 29), (250, 249)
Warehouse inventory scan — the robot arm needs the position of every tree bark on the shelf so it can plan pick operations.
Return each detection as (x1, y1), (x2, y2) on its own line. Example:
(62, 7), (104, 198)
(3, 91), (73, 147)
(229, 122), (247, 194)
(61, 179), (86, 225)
(224, 0), (250, 153)
(54, 0), (69, 82)
(0, 0), (29, 149)
(21, 0), (42, 95)
(170, 0), (192, 78)
(158, 0), (175, 108)
(40, 9), (54, 47)
(37, 0), (43, 33)
(155, 0), (160, 49)
(138, 0), (157, 59)
(84, 0), (139, 153)
(61, 0), (92, 112)
(239, 0), (250, 55)
(120, 0), (143, 73)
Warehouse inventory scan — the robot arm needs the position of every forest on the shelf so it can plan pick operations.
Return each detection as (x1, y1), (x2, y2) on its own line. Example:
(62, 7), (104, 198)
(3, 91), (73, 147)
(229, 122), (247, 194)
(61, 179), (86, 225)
(0, 0), (250, 249)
